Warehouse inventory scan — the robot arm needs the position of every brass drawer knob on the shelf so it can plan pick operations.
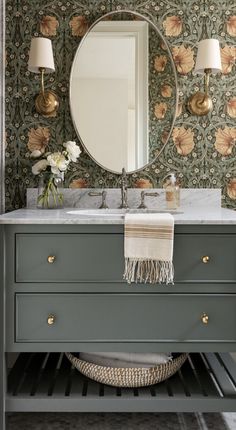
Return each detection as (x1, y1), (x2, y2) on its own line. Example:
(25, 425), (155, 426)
(47, 255), (56, 264)
(202, 255), (210, 264)
(201, 313), (209, 324)
(47, 315), (56, 325)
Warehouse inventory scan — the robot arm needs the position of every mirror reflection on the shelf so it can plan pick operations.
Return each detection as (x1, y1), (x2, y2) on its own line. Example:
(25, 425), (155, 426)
(70, 12), (177, 174)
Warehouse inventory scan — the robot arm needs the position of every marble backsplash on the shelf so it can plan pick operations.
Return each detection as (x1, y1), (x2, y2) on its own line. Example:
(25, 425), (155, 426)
(27, 188), (222, 210)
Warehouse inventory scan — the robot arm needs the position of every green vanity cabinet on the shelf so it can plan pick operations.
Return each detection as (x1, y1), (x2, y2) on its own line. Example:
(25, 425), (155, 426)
(1, 223), (236, 425)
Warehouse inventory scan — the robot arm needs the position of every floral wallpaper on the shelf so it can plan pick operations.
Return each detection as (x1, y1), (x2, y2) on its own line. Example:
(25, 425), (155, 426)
(5, 0), (236, 211)
(148, 19), (177, 162)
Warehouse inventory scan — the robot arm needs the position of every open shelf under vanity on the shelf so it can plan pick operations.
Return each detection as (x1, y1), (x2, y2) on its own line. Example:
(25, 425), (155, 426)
(6, 352), (236, 413)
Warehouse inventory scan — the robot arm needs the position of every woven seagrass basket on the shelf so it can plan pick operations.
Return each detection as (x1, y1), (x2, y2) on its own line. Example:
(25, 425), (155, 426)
(65, 352), (188, 388)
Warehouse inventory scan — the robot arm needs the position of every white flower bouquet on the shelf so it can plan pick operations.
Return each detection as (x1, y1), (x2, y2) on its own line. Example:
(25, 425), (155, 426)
(32, 141), (81, 208)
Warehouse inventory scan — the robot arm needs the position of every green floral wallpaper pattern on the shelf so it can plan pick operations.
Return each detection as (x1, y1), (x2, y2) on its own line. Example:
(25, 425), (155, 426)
(5, 0), (236, 211)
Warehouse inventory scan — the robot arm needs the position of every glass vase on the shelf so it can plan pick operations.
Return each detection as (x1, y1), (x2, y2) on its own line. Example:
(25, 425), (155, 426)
(37, 172), (64, 209)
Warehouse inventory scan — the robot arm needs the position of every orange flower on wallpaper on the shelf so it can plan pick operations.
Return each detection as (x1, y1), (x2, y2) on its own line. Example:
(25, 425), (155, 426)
(163, 16), (182, 37)
(154, 102), (167, 119)
(172, 126), (194, 156)
(69, 16), (89, 37)
(40, 16), (59, 36)
(27, 127), (50, 157)
(154, 55), (167, 72)
(172, 45), (194, 75)
(227, 97), (236, 118)
(227, 178), (236, 200)
(220, 45), (236, 74)
(215, 127), (236, 155)
(226, 15), (236, 37)
(69, 178), (88, 188)
(134, 179), (153, 189)
(161, 84), (172, 98)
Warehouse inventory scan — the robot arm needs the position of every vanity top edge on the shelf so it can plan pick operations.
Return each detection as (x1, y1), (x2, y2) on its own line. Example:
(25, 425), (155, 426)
(0, 207), (236, 225)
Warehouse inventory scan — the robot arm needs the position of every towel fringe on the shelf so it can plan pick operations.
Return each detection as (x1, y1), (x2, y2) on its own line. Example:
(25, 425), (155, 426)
(124, 258), (174, 285)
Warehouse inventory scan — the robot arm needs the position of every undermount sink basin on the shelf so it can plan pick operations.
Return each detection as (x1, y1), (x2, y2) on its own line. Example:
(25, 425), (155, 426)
(66, 209), (183, 217)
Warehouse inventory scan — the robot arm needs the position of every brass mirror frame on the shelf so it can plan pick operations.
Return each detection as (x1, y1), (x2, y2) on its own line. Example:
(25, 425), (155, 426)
(69, 9), (178, 175)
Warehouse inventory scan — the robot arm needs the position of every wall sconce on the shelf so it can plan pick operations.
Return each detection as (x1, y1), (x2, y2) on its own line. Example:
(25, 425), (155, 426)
(28, 37), (59, 117)
(188, 39), (222, 116)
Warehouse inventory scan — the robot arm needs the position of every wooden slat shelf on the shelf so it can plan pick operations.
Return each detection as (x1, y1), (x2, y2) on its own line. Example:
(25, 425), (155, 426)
(6, 353), (236, 413)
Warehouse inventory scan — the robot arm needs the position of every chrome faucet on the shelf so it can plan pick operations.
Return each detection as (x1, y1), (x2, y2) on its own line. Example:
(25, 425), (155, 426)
(88, 191), (108, 209)
(119, 167), (129, 209)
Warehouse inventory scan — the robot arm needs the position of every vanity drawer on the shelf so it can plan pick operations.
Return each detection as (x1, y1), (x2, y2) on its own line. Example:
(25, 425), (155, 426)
(15, 233), (236, 283)
(15, 293), (236, 343)
(174, 233), (236, 282)
(15, 233), (124, 283)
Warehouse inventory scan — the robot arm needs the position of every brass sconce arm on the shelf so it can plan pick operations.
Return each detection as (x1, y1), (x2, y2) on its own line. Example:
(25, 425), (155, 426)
(40, 67), (46, 97)
(35, 67), (59, 118)
(187, 68), (213, 116)
(204, 68), (211, 95)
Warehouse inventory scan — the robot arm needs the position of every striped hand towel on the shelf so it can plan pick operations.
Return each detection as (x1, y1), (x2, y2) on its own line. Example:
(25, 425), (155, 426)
(123, 213), (174, 284)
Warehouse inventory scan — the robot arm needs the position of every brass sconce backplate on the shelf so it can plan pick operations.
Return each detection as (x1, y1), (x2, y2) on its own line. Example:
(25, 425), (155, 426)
(187, 91), (213, 116)
(35, 90), (59, 118)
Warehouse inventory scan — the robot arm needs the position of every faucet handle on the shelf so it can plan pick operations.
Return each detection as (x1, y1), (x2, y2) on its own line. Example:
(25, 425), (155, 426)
(88, 191), (108, 209)
(138, 191), (160, 209)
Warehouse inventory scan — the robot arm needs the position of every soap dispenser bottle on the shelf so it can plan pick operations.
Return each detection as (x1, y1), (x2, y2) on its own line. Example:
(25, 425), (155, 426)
(165, 173), (180, 210)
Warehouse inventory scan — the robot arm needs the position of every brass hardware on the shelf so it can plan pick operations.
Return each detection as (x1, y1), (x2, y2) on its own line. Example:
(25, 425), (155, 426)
(187, 92), (213, 116)
(35, 90), (59, 118)
(201, 313), (209, 324)
(47, 315), (56, 325)
(202, 255), (210, 264)
(188, 68), (213, 116)
(47, 255), (56, 264)
(35, 68), (59, 118)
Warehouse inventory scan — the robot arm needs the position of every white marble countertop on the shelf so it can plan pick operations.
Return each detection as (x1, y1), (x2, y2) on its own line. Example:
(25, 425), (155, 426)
(1, 188), (235, 225)
(1, 206), (236, 224)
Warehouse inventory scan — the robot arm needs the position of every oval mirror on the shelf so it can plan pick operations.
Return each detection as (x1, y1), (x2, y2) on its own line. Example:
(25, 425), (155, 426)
(70, 10), (178, 174)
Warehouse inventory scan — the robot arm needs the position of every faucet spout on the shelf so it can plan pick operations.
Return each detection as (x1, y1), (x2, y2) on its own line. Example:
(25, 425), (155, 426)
(119, 167), (129, 209)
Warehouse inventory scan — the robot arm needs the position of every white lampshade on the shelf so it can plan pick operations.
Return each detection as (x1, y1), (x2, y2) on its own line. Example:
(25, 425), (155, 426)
(194, 38), (222, 75)
(28, 37), (55, 73)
